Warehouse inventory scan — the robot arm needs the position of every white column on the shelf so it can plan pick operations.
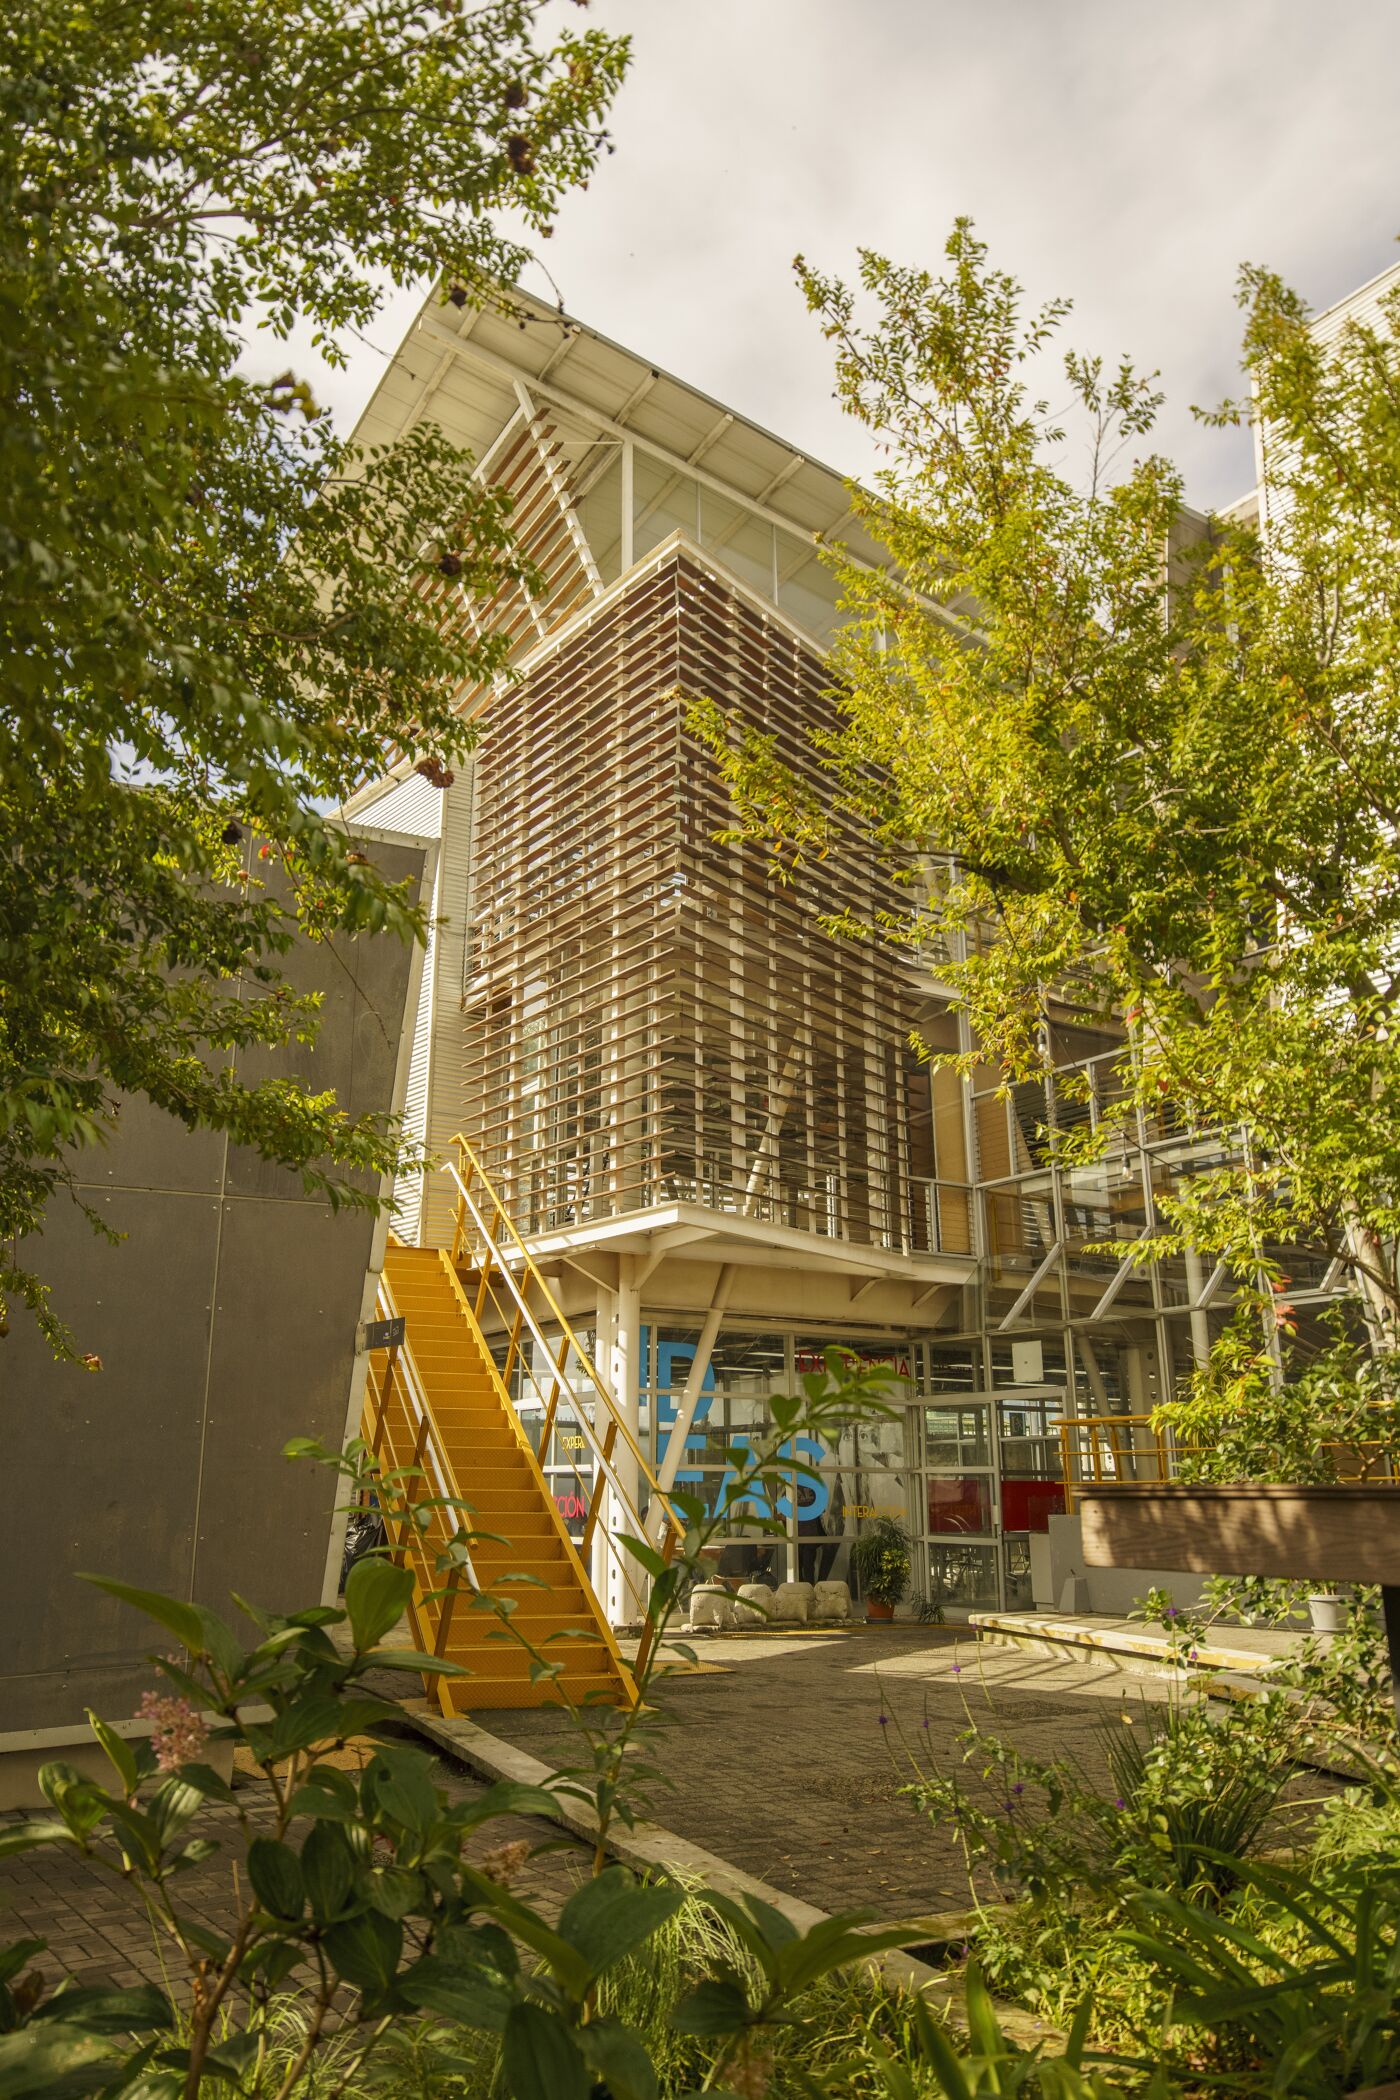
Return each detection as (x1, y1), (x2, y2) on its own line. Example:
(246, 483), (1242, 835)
(1184, 1246), (1212, 1369)
(590, 1282), (616, 1604)
(607, 1256), (644, 1624)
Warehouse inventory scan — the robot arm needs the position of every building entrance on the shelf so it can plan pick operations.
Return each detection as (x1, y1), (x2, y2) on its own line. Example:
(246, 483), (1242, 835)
(919, 1388), (1068, 1616)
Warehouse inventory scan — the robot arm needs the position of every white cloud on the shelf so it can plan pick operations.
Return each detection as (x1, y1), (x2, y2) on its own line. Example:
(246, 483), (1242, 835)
(246, 0), (1400, 511)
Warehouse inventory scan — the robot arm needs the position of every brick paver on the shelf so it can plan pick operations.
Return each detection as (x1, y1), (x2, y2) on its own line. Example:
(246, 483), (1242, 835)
(468, 1626), (1253, 1915)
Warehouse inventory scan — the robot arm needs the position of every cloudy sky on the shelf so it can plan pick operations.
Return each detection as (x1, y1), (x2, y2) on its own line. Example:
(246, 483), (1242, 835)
(299, 1), (1400, 512)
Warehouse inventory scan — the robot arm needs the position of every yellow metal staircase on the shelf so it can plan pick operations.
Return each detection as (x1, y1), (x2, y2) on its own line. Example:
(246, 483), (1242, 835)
(360, 1143), (684, 1715)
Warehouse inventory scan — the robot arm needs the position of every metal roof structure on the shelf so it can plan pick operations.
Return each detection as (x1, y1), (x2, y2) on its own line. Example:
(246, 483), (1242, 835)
(347, 280), (886, 572)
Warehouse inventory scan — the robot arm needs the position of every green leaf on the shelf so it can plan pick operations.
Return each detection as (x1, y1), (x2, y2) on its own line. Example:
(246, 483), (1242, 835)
(176, 1762), (235, 1805)
(28, 1983), (173, 2036)
(286, 1783), (358, 1823)
(579, 2015), (657, 2100)
(618, 1534), (667, 1580)
(0, 1941), (45, 1991)
(246, 1837), (305, 1921)
(170, 1916), (231, 1965)
(84, 1712), (137, 1797)
(0, 2025), (114, 2099)
(398, 1953), (516, 2033)
(103, 1801), (162, 1872)
(37, 1766), (108, 1841)
(78, 1578), (205, 1655)
(961, 1962), (1005, 2057)
(286, 1763), (358, 1822)
(501, 2003), (591, 2100)
(556, 1868), (684, 1984)
(344, 1557), (414, 1652)
(301, 1822), (353, 1922)
(203, 2033), (261, 2083)
(149, 1779), (204, 1845)
(453, 1781), (561, 1831)
(670, 1973), (752, 2037)
(259, 1693), (389, 1762)
(768, 1913), (925, 1999)
(323, 1911), (403, 1995)
(0, 1821), (74, 1859)
(365, 1746), (439, 1834)
(357, 1648), (468, 1675)
(906, 1999), (976, 2100)
(367, 1867), (423, 1921)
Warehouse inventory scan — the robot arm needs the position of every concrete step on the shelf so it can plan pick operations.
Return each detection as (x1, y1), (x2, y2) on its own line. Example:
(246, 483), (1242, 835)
(970, 1610), (1293, 1678)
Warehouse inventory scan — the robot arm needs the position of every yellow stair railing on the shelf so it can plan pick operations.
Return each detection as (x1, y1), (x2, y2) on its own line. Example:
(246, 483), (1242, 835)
(361, 1255), (638, 1711)
(445, 1132), (687, 1681)
(360, 1265), (483, 1671)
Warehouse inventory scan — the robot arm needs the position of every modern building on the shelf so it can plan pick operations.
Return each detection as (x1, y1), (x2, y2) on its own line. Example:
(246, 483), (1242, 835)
(345, 279), (1361, 1625)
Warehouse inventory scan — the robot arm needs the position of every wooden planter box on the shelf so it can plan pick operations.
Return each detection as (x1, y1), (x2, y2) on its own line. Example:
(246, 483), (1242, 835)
(1078, 1482), (1400, 1588)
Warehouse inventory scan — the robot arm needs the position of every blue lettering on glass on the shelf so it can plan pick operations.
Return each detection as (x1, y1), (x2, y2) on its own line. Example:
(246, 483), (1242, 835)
(654, 1338), (715, 1423)
(653, 1338), (715, 1487)
(717, 1437), (829, 1522)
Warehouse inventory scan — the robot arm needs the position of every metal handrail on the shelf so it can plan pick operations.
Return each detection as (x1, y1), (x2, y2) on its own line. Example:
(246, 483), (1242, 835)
(363, 1272), (481, 1667)
(445, 1134), (684, 1673)
(1058, 1413), (1181, 1513)
(446, 1138), (684, 1538)
(1059, 1411), (1400, 1514)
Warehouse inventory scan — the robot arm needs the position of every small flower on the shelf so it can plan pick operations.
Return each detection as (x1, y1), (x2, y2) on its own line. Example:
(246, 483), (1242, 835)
(1165, 1606), (1178, 1618)
(878, 1713), (889, 1728)
(1011, 1782), (1025, 1795)
(950, 1663), (962, 1675)
(136, 1691), (207, 1774)
(1114, 1797), (1126, 1810)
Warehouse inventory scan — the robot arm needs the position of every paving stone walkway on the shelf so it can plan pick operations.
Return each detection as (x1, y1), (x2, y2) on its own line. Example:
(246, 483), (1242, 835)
(0, 1730), (591, 1995)
(473, 1626), (1187, 1916)
(2, 1630), (1334, 1985)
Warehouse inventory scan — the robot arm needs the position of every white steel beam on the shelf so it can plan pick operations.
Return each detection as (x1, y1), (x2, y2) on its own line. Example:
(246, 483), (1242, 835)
(514, 378), (604, 598)
(997, 1239), (1064, 1330)
(1089, 1228), (1155, 1323)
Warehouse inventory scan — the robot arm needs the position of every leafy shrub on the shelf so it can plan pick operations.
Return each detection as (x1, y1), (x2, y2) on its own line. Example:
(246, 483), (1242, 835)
(852, 1518), (913, 1608)
(1122, 1856), (1400, 2097)
(909, 1692), (1302, 1914)
(0, 1364), (931, 2100)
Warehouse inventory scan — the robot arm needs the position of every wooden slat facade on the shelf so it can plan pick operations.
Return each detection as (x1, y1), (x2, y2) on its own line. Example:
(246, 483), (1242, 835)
(461, 546), (938, 1254)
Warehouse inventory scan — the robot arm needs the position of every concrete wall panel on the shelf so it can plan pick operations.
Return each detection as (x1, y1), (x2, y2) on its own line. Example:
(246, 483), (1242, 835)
(0, 837), (428, 1763)
(191, 1198), (369, 1615)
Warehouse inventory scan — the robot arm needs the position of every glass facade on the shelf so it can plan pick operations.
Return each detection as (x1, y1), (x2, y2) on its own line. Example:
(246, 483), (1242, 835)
(507, 1325), (1073, 1617)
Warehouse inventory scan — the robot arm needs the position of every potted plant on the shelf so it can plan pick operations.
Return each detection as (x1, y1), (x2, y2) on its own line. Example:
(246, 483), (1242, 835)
(1306, 1589), (1348, 1634)
(851, 1515), (911, 1622)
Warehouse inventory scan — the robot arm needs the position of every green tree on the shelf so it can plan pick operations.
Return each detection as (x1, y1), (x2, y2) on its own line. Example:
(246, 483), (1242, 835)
(701, 221), (1400, 1360)
(1, 0), (628, 1349)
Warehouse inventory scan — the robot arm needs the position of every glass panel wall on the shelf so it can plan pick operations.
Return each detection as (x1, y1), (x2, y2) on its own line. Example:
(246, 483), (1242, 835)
(489, 1321), (1088, 1617)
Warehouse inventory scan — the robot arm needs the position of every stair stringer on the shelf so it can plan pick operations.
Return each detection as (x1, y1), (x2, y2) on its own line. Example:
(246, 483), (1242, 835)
(432, 1247), (638, 1708)
(369, 1243), (638, 1705)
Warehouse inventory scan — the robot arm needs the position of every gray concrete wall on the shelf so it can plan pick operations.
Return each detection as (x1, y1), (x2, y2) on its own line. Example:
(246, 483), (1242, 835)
(0, 836), (429, 1758)
(1032, 1514), (1205, 1616)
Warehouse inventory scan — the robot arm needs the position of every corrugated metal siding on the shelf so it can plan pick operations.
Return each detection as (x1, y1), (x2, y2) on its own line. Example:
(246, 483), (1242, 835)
(420, 767), (477, 1248)
(1256, 261), (1400, 537)
(351, 771), (445, 840)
